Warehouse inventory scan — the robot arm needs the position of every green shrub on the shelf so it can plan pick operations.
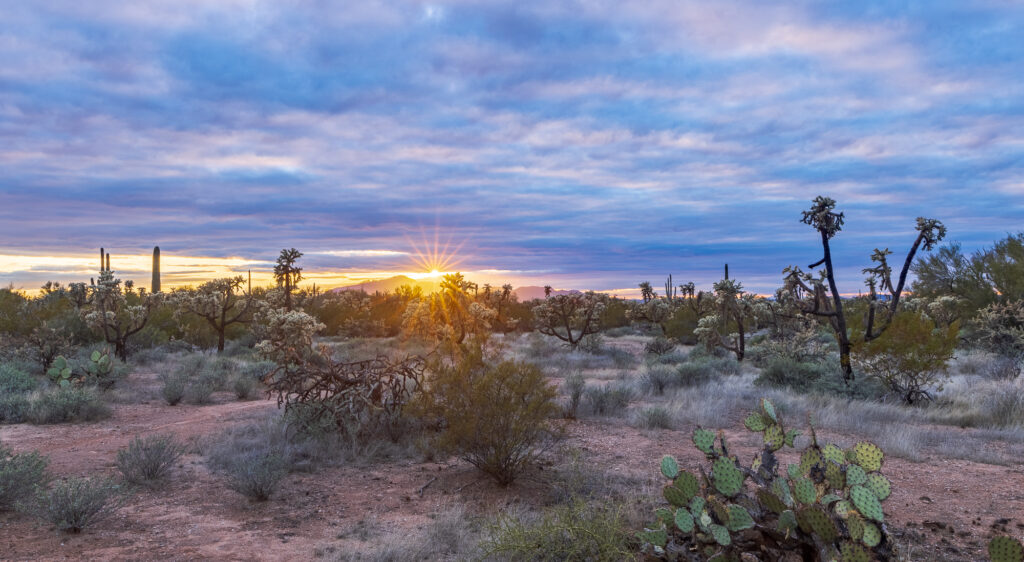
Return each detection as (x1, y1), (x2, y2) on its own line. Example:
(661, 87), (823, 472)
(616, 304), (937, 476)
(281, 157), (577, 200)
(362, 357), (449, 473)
(646, 351), (689, 366)
(116, 434), (185, 486)
(0, 393), (30, 424)
(584, 384), (634, 416)
(225, 451), (287, 501)
(0, 363), (38, 394)
(411, 351), (559, 486)
(854, 312), (959, 404)
(29, 477), (125, 533)
(159, 371), (187, 405)
(0, 442), (50, 510)
(25, 387), (110, 424)
(578, 333), (605, 354)
(482, 499), (634, 561)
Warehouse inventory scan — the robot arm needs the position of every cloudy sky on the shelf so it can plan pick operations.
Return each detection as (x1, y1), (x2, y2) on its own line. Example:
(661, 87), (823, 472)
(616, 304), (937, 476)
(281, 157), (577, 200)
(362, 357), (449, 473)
(1, 1), (1022, 295)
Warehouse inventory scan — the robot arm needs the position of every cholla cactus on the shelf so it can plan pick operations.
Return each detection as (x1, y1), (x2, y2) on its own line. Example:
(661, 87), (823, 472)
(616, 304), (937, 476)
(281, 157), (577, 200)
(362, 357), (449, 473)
(171, 276), (256, 352)
(532, 291), (608, 349)
(254, 307), (325, 367)
(693, 279), (759, 361)
(83, 269), (159, 360)
(640, 398), (896, 561)
(401, 273), (497, 349)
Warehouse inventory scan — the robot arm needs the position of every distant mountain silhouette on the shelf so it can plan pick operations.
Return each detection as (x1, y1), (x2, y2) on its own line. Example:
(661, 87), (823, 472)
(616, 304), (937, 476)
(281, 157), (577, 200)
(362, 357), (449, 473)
(330, 275), (441, 294)
(329, 276), (577, 300)
(511, 286), (578, 301)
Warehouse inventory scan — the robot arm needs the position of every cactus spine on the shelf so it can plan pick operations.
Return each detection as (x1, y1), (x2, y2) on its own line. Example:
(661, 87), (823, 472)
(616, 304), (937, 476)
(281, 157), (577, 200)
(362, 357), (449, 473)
(152, 246), (161, 293)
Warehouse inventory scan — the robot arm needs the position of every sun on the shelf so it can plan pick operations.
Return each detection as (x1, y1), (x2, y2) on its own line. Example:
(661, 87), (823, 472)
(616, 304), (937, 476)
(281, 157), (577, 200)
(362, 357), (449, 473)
(405, 223), (465, 279)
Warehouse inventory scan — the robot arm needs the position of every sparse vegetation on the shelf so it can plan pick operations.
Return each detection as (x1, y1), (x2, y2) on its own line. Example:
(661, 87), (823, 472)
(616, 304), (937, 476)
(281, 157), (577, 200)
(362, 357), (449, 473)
(27, 477), (125, 533)
(0, 442), (50, 510)
(116, 434), (185, 486)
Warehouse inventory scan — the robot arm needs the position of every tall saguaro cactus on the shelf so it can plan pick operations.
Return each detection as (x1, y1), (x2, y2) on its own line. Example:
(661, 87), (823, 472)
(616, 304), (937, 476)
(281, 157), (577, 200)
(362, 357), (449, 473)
(151, 246), (161, 293)
(100, 248), (105, 272)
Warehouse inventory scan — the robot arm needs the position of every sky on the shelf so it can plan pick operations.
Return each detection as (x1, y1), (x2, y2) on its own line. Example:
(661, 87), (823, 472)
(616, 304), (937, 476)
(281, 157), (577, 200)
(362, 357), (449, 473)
(1, 1), (1023, 296)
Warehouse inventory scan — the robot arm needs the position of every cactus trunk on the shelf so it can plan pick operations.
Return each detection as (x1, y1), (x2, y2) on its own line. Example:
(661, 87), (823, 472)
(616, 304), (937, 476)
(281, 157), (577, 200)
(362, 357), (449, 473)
(152, 246), (161, 293)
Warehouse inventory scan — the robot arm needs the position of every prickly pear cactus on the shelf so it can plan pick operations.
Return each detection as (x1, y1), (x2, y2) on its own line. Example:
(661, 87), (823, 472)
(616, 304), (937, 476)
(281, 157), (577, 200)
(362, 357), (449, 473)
(990, 536), (1024, 562)
(46, 356), (73, 387)
(639, 398), (896, 561)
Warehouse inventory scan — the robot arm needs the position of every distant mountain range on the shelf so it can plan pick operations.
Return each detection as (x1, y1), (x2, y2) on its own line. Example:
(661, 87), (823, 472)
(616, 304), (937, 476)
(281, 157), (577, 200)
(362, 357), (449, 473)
(329, 275), (577, 301)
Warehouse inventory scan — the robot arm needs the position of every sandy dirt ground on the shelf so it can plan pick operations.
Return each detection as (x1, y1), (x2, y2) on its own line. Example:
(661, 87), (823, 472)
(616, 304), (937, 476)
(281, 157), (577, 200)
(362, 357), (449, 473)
(1, 370), (1022, 561)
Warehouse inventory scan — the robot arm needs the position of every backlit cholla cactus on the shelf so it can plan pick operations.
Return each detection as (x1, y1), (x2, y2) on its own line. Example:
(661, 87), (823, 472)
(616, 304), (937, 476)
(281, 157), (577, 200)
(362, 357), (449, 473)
(532, 291), (607, 350)
(171, 276), (256, 352)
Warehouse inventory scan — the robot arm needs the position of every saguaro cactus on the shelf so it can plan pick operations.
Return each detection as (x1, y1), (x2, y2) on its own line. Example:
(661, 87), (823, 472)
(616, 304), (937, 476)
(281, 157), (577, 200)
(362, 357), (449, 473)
(151, 246), (161, 293)
(100, 248), (105, 272)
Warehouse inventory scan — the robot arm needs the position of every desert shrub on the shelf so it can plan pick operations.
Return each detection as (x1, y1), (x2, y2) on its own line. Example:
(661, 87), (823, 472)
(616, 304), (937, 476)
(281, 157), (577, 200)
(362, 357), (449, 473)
(646, 351), (689, 366)
(232, 375), (259, 400)
(562, 372), (586, 419)
(116, 434), (185, 486)
(25, 387), (110, 424)
(159, 371), (187, 405)
(644, 336), (676, 356)
(641, 364), (677, 395)
(972, 300), (1024, 364)
(635, 407), (674, 430)
(854, 312), (959, 403)
(130, 346), (170, 366)
(412, 351), (559, 486)
(686, 344), (728, 361)
(604, 326), (636, 338)
(238, 360), (276, 380)
(0, 393), (30, 424)
(28, 477), (125, 533)
(205, 415), (342, 477)
(0, 363), (38, 394)
(482, 499), (633, 561)
(639, 398), (896, 560)
(577, 333), (604, 354)
(674, 361), (716, 387)
(0, 442), (50, 510)
(225, 451), (287, 501)
(583, 383), (634, 416)
(982, 386), (1024, 428)
(706, 356), (742, 376)
(982, 355), (1021, 381)
(184, 373), (218, 405)
(755, 357), (829, 389)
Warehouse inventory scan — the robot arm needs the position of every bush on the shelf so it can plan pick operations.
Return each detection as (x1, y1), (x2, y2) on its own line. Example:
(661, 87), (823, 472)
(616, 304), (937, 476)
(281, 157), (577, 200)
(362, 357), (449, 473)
(482, 499), (633, 561)
(577, 333), (604, 354)
(0, 363), (38, 394)
(0, 393), (30, 424)
(982, 355), (1021, 381)
(184, 373), (218, 405)
(225, 451), (287, 501)
(29, 477), (125, 533)
(412, 351), (559, 486)
(160, 371), (187, 405)
(231, 375), (259, 400)
(854, 312), (959, 404)
(674, 361), (716, 387)
(0, 442), (49, 510)
(583, 383), (633, 416)
(116, 434), (185, 486)
(644, 336), (676, 356)
(754, 356), (829, 389)
(641, 364), (676, 395)
(562, 372), (586, 419)
(635, 407), (674, 430)
(25, 387), (110, 424)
